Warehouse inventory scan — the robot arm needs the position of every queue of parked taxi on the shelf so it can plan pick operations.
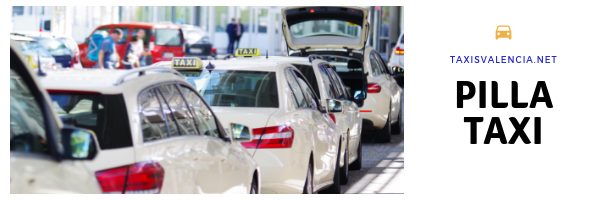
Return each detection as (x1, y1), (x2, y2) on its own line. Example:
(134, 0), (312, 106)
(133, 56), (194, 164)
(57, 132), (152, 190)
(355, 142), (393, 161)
(10, 6), (403, 194)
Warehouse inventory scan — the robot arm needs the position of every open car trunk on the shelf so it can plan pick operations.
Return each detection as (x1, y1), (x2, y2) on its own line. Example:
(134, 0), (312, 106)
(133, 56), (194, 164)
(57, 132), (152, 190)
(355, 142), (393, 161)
(281, 6), (369, 52)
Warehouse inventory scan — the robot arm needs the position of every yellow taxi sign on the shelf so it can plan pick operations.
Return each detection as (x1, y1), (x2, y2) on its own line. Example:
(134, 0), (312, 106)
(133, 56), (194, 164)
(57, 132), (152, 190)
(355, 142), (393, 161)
(347, 22), (358, 26)
(171, 57), (202, 69)
(235, 48), (261, 57)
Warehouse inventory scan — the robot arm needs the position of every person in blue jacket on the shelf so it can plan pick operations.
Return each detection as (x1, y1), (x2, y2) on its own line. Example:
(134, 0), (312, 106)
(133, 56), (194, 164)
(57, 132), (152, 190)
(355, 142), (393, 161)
(226, 18), (237, 54)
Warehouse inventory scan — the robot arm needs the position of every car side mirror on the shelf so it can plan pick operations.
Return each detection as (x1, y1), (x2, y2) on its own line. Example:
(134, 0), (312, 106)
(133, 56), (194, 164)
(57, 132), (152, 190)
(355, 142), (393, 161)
(328, 99), (343, 113)
(61, 127), (98, 160)
(353, 90), (366, 100)
(231, 123), (253, 142)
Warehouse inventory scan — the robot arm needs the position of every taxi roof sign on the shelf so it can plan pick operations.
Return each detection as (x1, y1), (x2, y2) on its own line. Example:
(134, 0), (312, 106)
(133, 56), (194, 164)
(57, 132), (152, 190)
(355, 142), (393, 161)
(235, 48), (261, 57)
(171, 57), (203, 70)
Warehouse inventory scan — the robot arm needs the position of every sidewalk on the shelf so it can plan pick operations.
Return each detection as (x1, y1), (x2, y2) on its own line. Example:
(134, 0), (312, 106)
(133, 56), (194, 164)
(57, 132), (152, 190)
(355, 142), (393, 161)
(344, 141), (405, 194)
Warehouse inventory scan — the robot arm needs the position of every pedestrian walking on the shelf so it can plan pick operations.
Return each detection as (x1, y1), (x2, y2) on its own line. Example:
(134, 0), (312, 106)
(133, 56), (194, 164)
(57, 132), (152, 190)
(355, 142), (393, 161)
(95, 28), (122, 69)
(122, 36), (139, 69)
(226, 18), (237, 54)
(133, 29), (149, 67)
(235, 18), (244, 49)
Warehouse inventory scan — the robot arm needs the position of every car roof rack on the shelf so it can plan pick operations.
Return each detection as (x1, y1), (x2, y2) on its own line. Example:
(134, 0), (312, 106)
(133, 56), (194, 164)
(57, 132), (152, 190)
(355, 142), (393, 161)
(114, 66), (183, 86)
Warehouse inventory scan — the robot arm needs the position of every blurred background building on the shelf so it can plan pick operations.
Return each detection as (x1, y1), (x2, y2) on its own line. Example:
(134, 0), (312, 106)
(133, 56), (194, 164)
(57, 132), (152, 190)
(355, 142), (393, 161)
(12, 6), (403, 60)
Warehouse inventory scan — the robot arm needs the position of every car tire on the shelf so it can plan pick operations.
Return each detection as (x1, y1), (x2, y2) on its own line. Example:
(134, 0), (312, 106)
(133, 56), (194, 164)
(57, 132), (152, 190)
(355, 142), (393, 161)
(349, 140), (362, 170)
(320, 144), (342, 194)
(376, 110), (392, 143)
(303, 161), (314, 194)
(392, 103), (402, 135)
(340, 148), (350, 185)
(250, 176), (258, 194)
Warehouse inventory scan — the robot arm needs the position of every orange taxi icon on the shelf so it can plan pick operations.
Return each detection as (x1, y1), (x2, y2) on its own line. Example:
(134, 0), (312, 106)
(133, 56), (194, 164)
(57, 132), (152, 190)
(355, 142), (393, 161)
(496, 25), (511, 40)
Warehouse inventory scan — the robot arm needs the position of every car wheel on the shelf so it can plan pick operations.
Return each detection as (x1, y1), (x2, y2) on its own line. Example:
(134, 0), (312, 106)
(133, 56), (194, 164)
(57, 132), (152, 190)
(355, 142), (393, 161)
(349, 140), (362, 170)
(376, 109), (392, 143)
(320, 144), (342, 194)
(340, 147), (350, 185)
(303, 161), (313, 194)
(392, 103), (402, 135)
(250, 177), (258, 194)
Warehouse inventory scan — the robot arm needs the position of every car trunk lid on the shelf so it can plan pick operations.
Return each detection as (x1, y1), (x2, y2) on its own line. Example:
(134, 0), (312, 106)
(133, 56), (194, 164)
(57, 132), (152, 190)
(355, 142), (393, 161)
(281, 6), (370, 51)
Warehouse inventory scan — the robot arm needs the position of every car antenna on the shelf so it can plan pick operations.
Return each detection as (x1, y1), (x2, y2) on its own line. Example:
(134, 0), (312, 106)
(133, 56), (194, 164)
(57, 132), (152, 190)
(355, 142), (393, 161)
(37, 25), (46, 76)
(266, 50), (268, 59)
(206, 61), (215, 74)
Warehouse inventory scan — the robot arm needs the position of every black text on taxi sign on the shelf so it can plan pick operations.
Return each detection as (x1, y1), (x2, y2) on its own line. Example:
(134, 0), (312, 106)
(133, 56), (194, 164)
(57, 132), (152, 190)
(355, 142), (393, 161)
(235, 48), (261, 57)
(171, 57), (202, 69)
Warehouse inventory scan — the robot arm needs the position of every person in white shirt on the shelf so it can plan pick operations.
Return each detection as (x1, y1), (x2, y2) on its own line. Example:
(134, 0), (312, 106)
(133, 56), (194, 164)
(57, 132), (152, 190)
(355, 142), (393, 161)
(132, 29), (148, 67)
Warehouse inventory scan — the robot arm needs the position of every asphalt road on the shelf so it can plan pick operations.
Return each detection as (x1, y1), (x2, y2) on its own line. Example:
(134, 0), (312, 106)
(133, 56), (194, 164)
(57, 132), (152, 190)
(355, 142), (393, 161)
(341, 132), (404, 193)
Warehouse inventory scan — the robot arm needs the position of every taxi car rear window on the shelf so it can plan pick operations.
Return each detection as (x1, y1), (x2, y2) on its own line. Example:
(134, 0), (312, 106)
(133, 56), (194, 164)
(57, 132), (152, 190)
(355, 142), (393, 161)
(294, 64), (321, 99)
(49, 93), (133, 149)
(191, 70), (279, 108)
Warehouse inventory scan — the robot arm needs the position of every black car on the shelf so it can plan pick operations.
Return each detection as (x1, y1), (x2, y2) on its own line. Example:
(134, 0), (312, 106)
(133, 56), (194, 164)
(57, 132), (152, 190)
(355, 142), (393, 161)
(181, 25), (216, 59)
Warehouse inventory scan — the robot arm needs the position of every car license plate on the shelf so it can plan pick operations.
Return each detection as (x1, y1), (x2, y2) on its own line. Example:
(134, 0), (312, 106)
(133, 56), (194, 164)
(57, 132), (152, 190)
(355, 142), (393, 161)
(56, 63), (62, 68)
(189, 48), (203, 54)
(163, 52), (174, 58)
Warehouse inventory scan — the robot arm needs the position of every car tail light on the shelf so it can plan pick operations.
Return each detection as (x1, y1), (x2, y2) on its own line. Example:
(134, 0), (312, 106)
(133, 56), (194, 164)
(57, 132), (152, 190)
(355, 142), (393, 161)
(359, 110), (372, 112)
(211, 48), (217, 54)
(367, 83), (381, 93)
(328, 113), (336, 123)
(394, 46), (404, 55)
(95, 162), (164, 194)
(241, 125), (294, 148)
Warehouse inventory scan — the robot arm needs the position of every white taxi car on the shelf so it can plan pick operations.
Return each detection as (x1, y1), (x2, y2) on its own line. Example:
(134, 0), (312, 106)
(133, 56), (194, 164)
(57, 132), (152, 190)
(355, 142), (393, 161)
(281, 6), (403, 142)
(39, 63), (260, 194)
(157, 56), (345, 193)
(10, 41), (101, 193)
(225, 51), (365, 182)
(388, 33), (404, 72)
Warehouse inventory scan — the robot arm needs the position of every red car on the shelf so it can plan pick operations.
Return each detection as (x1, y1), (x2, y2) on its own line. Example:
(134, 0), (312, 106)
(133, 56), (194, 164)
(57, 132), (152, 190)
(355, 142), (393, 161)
(78, 22), (185, 68)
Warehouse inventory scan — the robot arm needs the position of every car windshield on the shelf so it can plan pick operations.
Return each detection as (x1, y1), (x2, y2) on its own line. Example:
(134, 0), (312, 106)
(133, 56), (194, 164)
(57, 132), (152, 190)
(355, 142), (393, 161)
(156, 29), (183, 46)
(184, 29), (206, 44)
(186, 70), (279, 108)
(497, 26), (510, 31)
(49, 93), (133, 150)
(18, 41), (53, 58)
(57, 38), (77, 52)
(290, 20), (362, 39)
(37, 38), (71, 56)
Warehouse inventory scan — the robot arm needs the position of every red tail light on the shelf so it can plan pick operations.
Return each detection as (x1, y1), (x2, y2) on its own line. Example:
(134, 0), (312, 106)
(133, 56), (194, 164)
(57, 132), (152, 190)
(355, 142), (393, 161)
(367, 83), (381, 93)
(394, 46), (404, 55)
(328, 113), (336, 123)
(241, 125), (294, 148)
(95, 162), (164, 194)
(211, 48), (217, 54)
